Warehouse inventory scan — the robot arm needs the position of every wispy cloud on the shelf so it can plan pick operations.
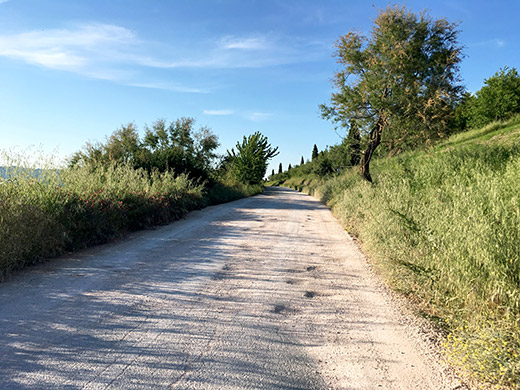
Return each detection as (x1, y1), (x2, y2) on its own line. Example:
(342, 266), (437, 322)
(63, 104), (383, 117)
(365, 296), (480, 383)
(0, 23), (211, 92)
(0, 0), (10, 4)
(0, 23), (326, 90)
(0, 24), (135, 70)
(219, 36), (268, 50)
(203, 109), (234, 115)
(128, 82), (210, 94)
(248, 112), (273, 121)
(133, 34), (323, 69)
(470, 38), (506, 49)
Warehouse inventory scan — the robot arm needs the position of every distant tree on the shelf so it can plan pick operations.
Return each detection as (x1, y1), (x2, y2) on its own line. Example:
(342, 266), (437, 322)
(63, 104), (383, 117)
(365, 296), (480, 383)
(312, 153), (334, 176)
(312, 144), (319, 160)
(468, 67), (520, 128)
(228, 132), (279, 184)
(300, 156), (305, 165)
(70, 118), (220, 182)
(272, 169), (275, 177)
(105, 123), (141, 165)
(320, 5), (464, 181)
(140, 117), (219, 179)
(453, 92), (476, 131)
(278, 163), (282, 174)
(70, 123), (140, 167)
(288, 163), (292, 170)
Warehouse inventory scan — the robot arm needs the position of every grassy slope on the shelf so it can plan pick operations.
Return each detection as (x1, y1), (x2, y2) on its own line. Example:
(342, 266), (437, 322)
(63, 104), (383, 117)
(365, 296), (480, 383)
(279, 115), (520, 388)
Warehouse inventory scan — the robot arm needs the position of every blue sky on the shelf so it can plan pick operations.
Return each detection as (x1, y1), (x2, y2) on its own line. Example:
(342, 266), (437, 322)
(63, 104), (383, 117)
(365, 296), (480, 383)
(1, 0), (519, 173)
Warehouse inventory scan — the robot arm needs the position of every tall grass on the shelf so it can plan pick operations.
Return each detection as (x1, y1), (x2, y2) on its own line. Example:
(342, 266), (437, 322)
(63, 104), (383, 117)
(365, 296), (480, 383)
(0, 147), (263, 280)
(283, 116), (520, 387)
(1, 149), (231, 280)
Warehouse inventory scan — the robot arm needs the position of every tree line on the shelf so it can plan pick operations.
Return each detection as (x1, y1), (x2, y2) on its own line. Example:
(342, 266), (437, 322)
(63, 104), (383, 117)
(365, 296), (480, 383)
(70, 119), (277, 187)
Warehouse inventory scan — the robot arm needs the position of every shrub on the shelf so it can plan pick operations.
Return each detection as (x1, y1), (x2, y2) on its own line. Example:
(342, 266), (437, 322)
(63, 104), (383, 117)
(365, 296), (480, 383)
(0, 152), (205, 279)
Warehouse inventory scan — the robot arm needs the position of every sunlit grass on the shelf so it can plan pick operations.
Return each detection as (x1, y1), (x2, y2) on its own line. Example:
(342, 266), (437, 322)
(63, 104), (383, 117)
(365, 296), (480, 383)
(282, 116), (520, 388)
(0, 148), (261, 280)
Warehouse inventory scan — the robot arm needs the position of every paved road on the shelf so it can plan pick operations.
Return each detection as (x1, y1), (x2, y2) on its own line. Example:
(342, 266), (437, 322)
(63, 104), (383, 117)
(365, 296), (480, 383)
(0, 187), (463, 389)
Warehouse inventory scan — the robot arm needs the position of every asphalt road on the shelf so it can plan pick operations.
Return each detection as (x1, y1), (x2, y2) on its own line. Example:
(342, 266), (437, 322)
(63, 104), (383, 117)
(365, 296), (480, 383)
(0, 187), (464, 389)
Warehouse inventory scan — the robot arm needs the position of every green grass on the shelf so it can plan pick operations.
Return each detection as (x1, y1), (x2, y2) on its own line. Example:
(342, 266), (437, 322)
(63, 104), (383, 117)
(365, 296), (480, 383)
(0, 150), (261, 280)
(281, 114), (520, 388)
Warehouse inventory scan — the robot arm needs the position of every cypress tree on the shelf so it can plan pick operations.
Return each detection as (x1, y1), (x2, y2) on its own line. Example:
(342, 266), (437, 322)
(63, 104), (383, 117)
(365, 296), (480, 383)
(312, 144), (319, 160)
(278, 163), (282, 174)
(300, 156), (304, 165)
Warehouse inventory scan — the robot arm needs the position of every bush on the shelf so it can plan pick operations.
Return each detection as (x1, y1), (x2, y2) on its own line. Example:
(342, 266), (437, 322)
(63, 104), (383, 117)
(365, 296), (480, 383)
(0, 153), (205, 279)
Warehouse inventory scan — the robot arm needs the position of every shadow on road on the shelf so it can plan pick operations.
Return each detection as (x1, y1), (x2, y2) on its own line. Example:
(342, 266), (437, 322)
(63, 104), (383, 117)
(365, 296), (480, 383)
(0, 186), (385, 389)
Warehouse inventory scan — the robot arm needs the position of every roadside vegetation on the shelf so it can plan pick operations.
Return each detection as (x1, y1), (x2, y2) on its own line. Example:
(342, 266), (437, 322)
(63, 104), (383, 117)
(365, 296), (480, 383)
(0, 118), (275, 280)
(270, 5), (520, 388)
(272, 116), (520, 387)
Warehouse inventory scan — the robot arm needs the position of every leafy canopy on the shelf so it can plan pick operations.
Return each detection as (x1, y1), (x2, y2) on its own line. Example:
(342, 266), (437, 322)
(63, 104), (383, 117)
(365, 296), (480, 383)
(228, 132), (279, 185)
(321, 5), (464, 180)
(70, 118), (220, 182)
(459, 67), (520, 129)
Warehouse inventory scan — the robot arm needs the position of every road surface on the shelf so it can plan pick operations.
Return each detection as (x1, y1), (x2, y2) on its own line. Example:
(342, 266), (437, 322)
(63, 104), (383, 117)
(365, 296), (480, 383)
(0, 187), (464, 389)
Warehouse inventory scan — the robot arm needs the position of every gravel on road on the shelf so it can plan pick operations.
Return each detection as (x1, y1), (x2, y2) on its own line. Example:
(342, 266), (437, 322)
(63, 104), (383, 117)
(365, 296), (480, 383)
(0, 187), (466, 389)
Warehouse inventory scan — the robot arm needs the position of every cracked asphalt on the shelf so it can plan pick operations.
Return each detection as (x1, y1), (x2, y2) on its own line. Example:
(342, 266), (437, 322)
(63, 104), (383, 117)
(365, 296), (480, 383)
(0, 187), (464, 389)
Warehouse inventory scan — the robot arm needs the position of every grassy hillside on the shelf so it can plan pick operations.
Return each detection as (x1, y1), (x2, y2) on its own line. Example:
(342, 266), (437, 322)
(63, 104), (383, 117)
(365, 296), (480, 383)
(277, 114), (520, 388)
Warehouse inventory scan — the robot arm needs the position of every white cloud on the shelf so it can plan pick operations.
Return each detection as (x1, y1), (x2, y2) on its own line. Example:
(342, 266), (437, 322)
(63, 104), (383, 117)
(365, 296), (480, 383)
(219, 36), (268, 50)
(248, 112), (273, 121)
(470, 38), (506, 49)
(0, 0), (10, 4)
(128, 82), (210, 94)
(0, 23), (135, 71)
(203, 109), (234, 115)
(0, 24), (326, 92)
(0, 23), (210, 93)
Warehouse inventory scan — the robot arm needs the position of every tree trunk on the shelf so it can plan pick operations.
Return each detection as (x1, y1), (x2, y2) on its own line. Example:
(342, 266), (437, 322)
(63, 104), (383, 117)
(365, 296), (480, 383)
(359, 116), (385, 182)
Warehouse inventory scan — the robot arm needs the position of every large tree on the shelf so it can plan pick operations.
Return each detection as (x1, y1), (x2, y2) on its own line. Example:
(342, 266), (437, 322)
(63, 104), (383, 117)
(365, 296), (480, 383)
(321, 6), (464, 181)
(228, 132), (279, 185)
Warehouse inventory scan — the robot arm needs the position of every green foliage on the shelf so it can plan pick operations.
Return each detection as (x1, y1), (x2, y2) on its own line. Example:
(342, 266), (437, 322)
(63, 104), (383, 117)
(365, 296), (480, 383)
(270, 134), (362, 184)
(312, 152), (334, 176)
(346, 119), (361, 166)
(0, 118), (266, 279)
(312, 144), (319, 160)
(459, 67), (520, 130)
(279, 116), (520, 388)
(321, 5), (464, 180)
(70, 117), (220, 183)
(0, 151), (206, 279)
(227, 132), (279, 185)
